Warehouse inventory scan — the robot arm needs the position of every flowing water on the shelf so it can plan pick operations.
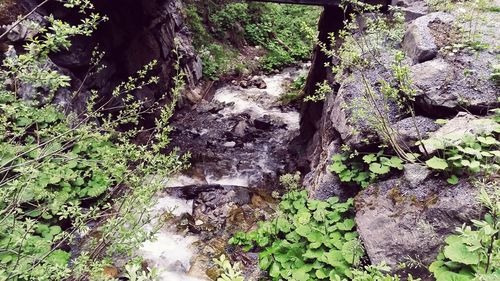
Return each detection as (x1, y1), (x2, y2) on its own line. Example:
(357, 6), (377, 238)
(138, 65), (308, 280)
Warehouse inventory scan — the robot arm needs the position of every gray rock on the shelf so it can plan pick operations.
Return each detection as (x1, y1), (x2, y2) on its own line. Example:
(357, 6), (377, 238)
(356, 177), (482, 278)
(410, 58), (456, 110)
(254, 116), (273, 130)
(393, 116), (440, 147)
(420, 112), (500, 154)
(250, 76), (267, 89)
(240, 80), (249, 88)
(411, 56), (499, 114)
(403, 12), (454, 63)
(403, 163), (430, 188)
(330, 70), (399, 149)
(392, 0), (429, 22)
(304, 141), (359, 201)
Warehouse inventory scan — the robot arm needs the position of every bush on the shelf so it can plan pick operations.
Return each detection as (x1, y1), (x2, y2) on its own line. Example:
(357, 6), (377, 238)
(229, 190), (363, 280)
(0, 1), (186, 279)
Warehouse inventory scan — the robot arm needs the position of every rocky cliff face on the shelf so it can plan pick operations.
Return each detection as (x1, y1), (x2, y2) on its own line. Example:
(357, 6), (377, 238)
(2, 0), (202, 112)
(299, 0), (498, 277)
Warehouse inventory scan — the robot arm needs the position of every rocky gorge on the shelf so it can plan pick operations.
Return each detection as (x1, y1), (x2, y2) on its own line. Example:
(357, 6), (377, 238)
(0, 0), (499, 280)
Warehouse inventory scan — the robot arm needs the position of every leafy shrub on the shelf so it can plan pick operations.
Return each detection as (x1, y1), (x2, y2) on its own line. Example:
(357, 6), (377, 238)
(329, 150), (404, 188)
(186, 1), (320, 77)
(0, 1), (186, 279)
(280, 74), (306, 104)
(229, 190), (364, 280)
(351, 263), (420, 281)
(210, 3), (250, 36)
(199, 43), (238, 80)
(422, 133), (500, 184)
(429, 187), (499, 280)
(214, 255), (245, 281)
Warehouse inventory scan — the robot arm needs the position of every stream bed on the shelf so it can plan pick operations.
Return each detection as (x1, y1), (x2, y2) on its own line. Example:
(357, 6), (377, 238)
(138, 65), (308, 280)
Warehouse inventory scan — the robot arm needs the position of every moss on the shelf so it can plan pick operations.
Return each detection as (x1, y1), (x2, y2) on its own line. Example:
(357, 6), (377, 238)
(0, 0), (25, 26)
(387, 187), (406, 205)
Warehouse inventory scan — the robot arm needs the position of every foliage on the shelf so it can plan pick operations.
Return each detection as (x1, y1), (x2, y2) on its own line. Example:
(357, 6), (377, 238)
(429, 186), (499, 281)
(351, 263), (419, 281)
(199, 43), (239, 80)
(329, 149), (404, 188)
(317, 1), (419, 161)
(280, 74), (306, 104)
(304, 80), (333, 102)
(184, 1), (320, 77)
(421, 133), (500, 184)
(491, 64), (500, 86)
(213, 255), (245, 281)
(229, 190), (363, 281)
(0, 2), (187, 280)
(123, 262), (159, 281)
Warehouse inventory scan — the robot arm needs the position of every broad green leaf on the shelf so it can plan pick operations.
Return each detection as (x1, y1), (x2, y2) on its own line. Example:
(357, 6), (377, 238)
(477, 136), (497, 145)
(369, 163), (390, 175)
(330, 162), (347, 174)
(336, 219), (355, 231)
(341, 240), (364, 265)
(426, 157), (448, 170)
(443, 239), (480, 265)
(291, 268), (310, 281)
(362, 154), (377, 164)
(447, 175), (459, 185)
(316, 268), (329, 279)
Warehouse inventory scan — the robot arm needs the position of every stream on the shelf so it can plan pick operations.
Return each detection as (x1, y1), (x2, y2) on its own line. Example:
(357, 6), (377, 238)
(137, 65), (308, 280)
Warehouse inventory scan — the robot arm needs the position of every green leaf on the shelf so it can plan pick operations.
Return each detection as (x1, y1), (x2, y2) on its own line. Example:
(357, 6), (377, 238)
(46, 250), (70, 266)
(426, 157), (449, 170)
(447, 175), (459, 185)
(316, 268), (328, 279)
(443, 237), (480, 265)
(330, 162), (347, 174)
(269, 261), (281, 278)
(477, 136), (497, 145)
(291, 268), (310, 281)
(362, 154), (377, 164)
(341, 240), (364, 265)
(369, 163), (390, 175)
(259, 254), (272, 270)
(336, 219), (355, 231)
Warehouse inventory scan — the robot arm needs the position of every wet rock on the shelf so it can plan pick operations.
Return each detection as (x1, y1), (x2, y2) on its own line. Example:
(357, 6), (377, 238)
(403, 163), (430, 188)
(411, 55), (499, 114)
(254, 116), (273, 130)
(239, 80), (249, 88)
(223, 141), (236, 148)
(232, 120), (249, 137)
(250, 76), (267, 89)
(441, 51), (500, 113)
(420, 112), (500, 154)
(393, 116), (440, 147)
(402, 12), (454, 63)
(355, 177), (482, 278)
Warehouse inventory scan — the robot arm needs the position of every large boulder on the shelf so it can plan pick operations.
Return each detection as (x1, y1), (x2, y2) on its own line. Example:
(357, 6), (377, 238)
(330, 70), (400, 150)
(402, 12), (454, 63)
(420, 112), (500, 154)
(355, 177), (483, 278)
(393, 115), (440, 147)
